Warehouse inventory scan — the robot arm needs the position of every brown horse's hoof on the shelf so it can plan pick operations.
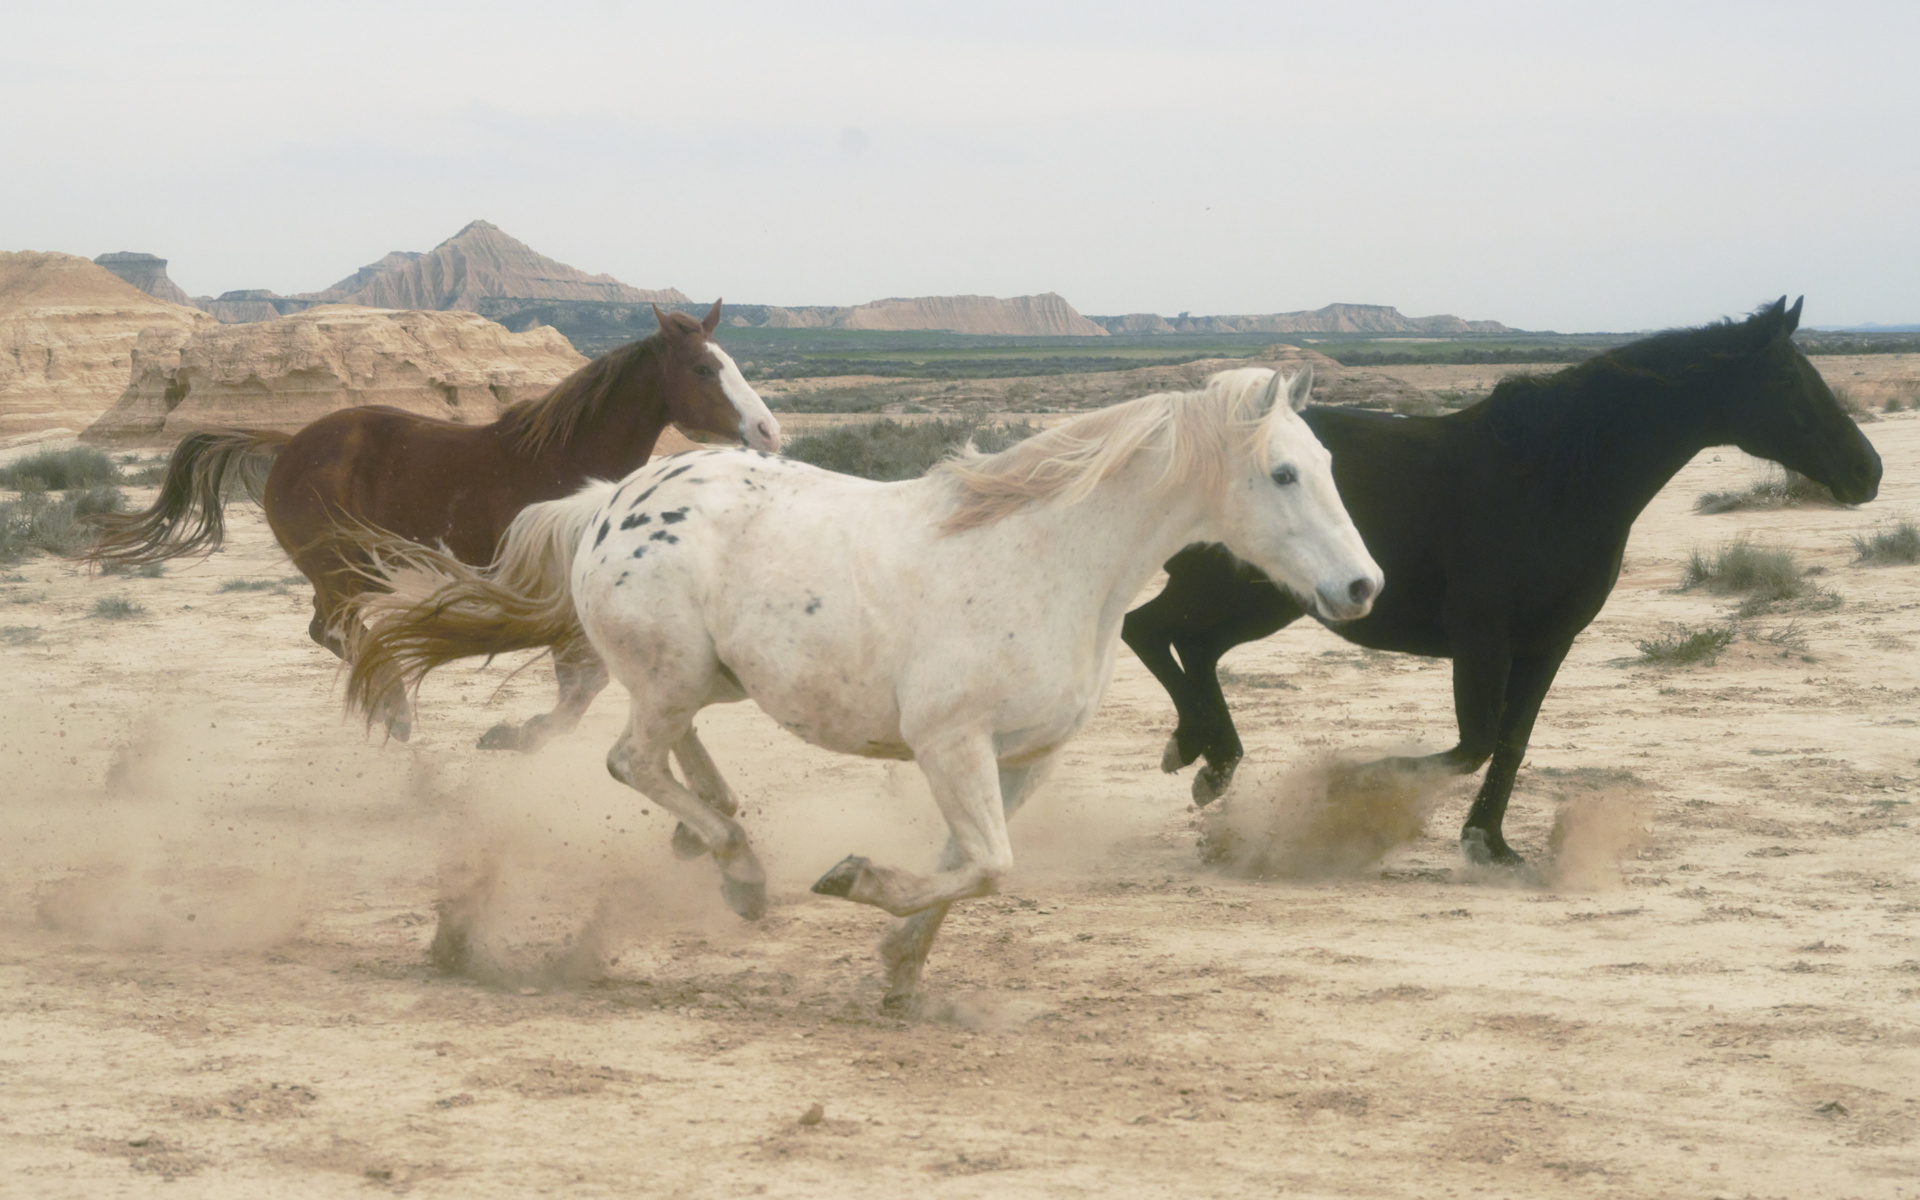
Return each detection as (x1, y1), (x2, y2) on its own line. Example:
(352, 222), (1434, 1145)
(811, 855), (867, 899)
(721, 876), (767, 921)
(670, 821), (707, 860)
(476, 723), (522, 751)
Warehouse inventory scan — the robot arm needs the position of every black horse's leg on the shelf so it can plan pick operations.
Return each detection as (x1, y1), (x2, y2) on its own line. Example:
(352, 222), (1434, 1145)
(1460, 644), (1571, 866)
(1120, 600), (1211, 773)
(1172, 608), (1298, 804)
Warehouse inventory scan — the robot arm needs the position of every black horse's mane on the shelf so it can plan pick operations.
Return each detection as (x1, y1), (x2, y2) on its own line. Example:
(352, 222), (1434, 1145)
(1473, 303), (1787, 479)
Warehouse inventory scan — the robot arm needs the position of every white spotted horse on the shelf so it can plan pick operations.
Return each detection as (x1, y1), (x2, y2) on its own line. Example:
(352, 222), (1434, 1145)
(342, 367), (1381, 1009)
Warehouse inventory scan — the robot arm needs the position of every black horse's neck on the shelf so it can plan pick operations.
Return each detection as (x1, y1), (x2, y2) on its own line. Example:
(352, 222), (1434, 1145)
(1484, 343), (1740, 535)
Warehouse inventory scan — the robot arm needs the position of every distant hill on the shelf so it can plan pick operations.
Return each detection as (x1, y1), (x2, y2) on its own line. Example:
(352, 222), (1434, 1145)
(93, 252), (199, 309)
(192, 221), (688, 323)
(1088, 303), (1512, 335)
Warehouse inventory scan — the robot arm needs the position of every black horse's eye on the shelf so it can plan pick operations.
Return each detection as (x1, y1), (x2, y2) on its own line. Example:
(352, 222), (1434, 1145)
(1271, 465), (1298, 487)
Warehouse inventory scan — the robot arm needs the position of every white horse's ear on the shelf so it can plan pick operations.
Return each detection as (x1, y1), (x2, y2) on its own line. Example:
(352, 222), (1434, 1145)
(1286, 367), (1314, 412)
(1257, 369), (1284, 415)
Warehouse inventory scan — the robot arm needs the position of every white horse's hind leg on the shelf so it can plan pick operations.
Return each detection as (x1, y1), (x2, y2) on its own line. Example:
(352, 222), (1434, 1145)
(878, 757), (1055, 1011)
(606, 709), (768, 921)
(668, 727), (740, 859)
(813, 734), (1013, 918)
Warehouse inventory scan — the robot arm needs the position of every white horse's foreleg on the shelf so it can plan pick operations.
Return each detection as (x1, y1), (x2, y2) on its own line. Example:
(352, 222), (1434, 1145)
(606, 713), (767, 921)
(878, 757), (1055, 1009)
(812, 734), (1012, 918)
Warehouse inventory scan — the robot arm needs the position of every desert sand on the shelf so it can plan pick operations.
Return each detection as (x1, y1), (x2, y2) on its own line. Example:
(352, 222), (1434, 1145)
(1, 420), (1917, 1197)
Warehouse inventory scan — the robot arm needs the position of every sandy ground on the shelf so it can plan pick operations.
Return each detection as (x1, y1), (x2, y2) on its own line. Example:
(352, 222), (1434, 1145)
(2, 420), (1919, 1198)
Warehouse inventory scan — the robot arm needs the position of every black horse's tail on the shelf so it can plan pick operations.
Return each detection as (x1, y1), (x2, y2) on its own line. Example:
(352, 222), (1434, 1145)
(82, 429), (291, 568)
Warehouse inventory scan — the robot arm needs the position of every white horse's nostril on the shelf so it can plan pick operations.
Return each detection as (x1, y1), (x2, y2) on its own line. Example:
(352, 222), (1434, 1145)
(1349, 577), (1375, 605)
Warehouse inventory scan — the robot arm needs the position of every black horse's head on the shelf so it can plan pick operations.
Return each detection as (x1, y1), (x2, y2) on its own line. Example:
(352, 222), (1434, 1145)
(1727, 297), (1881, 504)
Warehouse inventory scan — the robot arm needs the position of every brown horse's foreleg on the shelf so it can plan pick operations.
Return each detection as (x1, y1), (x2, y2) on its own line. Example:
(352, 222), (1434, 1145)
(477, 638), (610, 752)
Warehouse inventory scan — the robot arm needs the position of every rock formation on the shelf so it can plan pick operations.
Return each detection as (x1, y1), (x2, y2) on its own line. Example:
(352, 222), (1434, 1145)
(83, 305), (588, 444)
(0, 251), (214, 443)
(759, 293), (1109, 336)
(313, 221), (687, 313)
(1089, 303), (1512, 336)
(196, 290), (317, 324)
(92, 252), (200, 309)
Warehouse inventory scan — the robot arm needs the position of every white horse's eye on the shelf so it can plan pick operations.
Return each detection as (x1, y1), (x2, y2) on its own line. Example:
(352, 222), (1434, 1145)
(1271, 465), (1298, 487)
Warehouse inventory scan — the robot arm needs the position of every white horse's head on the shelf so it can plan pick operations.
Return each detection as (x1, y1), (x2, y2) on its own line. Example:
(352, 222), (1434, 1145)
(1208, 367), (1382, 622)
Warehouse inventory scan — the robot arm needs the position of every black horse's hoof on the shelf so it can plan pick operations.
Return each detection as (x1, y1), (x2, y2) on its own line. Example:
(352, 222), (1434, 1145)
(721, 875), (767, 921)
(811, 855), (868, 898)
(476, 723), (521, 751)
(1161, 734), (1191, 774)
(1192, 759), (1239, 806)
(1461, 827), (1525, 867)
(671, 822), (708, 860)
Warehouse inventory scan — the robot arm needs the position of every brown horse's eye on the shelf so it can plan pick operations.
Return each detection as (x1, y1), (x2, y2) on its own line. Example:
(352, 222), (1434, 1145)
(693, 365), (715, 377)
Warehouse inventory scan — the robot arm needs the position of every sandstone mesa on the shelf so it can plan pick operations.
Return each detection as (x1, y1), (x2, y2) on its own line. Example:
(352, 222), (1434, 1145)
(83, 305), (589, 444)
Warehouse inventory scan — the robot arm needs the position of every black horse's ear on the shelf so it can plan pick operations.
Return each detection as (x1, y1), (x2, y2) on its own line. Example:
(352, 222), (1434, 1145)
(1784, 296), (1804, 336)
(702, 298), (723, 335)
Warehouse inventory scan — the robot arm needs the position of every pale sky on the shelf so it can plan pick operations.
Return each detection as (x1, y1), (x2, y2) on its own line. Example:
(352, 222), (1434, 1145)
(4, 0), (1915, 331)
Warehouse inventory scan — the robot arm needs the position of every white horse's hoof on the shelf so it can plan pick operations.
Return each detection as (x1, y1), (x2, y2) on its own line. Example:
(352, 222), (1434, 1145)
(721, 876), (767, 921)
(811, 855), (867, 898)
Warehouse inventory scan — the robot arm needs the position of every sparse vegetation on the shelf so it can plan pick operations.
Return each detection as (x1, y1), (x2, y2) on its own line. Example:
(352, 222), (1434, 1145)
(102, 561), (165, 578)
(1695, 468), (1835, 513)
(90, 596), (144, 620)
(1683, 540), (1836, 616)
(0, 446), (120, 491)
(0, 487), (124, 564)
(1851, 519), (1920, 565)
(783, 416), (1041, 481)
(1635, 623), (1736, 666)
(121, 460), (173, 485)
(1218, 667), (1298, 690)
(219, 578), (288, 593)
(0, 625), (40, 645)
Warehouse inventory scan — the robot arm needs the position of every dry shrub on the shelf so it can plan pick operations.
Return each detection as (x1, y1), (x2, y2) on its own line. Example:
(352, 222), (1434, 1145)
(1695, 468), (1835, 514)
(1199, 754), (1448, 879)
(1541, 789), (1651, 891)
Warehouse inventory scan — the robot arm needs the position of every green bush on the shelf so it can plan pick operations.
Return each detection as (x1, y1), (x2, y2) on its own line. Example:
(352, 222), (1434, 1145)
(1852, 520), (1920, 565)
(784, 417), (1041, 481)
(1636, 624), (1736, 666)
(91, 596), (144, 620)
(0, 446), (119, 491)
(1682, 539), (1835, 616)
(0, 487), (122, 564)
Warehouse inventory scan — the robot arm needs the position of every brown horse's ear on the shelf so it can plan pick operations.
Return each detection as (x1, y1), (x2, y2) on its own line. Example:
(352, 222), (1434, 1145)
(651, 304), (670, 335)
(702, 299), (722, 335)
(1784, 295), (1804, 336)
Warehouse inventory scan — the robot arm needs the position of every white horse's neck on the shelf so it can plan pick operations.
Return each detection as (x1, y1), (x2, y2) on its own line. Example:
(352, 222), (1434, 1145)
(974, 450), (1214, 642)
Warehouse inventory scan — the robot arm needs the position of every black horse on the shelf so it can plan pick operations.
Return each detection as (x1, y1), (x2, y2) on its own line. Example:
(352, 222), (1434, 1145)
(1122, 298), (1881, 865)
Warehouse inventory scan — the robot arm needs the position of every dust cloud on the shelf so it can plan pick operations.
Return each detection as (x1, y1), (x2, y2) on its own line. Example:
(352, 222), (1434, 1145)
(1540, 788), (1653, 892)
(1197, 754), (1451, 879)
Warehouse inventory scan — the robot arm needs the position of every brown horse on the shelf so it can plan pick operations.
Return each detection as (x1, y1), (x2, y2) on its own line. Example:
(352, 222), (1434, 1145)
(86, 300), (780, 745)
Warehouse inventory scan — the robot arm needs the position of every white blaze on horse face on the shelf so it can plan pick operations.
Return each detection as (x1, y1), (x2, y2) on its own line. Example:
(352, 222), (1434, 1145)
(706, 344), (782, 453)
(1229, 382), (1381, 623)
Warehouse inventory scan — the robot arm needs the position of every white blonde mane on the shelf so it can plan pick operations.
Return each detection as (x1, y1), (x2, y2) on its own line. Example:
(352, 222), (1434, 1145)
(933, 368), (1288, 533)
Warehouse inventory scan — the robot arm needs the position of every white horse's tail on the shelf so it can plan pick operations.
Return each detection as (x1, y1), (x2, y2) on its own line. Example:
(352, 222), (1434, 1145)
(341, 481), (616, 724)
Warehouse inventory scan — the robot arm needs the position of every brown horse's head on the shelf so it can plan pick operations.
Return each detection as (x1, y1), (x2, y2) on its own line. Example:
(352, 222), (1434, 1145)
(650, 300), (781, 453)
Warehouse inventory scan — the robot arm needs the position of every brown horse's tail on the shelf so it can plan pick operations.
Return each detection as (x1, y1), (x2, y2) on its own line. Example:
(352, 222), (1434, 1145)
(341, 481), (616, 725)
(82, 429), (290, 567)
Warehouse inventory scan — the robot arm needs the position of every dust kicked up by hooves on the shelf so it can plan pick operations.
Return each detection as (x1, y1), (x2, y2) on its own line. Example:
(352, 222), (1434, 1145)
(1198, 753), (1650, 889)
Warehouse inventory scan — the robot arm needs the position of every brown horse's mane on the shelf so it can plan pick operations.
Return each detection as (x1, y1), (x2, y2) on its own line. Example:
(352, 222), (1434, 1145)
(496, 311), (705, 454)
